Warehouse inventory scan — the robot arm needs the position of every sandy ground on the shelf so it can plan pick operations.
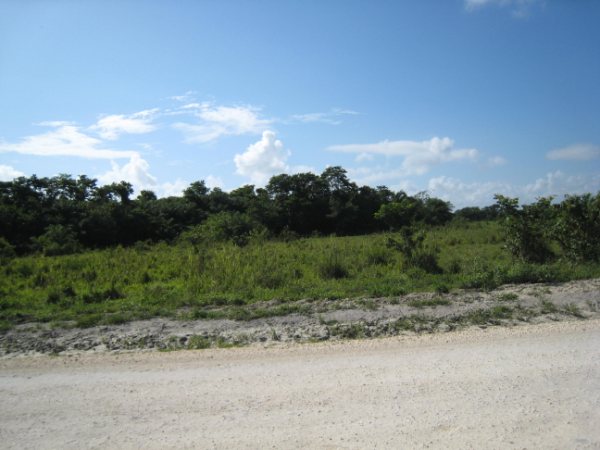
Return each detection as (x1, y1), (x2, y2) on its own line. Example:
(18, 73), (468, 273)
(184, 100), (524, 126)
(1, 319), (600, 449)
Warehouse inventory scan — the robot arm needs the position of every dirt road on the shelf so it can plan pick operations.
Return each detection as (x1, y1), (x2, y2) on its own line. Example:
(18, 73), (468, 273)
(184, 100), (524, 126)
(1, 319), (600, 449)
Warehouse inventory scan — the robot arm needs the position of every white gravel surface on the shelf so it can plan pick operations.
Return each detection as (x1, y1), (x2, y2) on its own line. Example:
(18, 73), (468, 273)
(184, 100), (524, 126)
(1, 319), (600, 449)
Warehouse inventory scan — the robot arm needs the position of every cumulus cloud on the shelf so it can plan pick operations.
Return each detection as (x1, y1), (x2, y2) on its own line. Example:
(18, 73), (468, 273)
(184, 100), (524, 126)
(328, 137), (479, 175)
(546, 144), (600, 161)
(427, 171), (600, 208)
(464, 0), (543, 17)
(205, 175), (224, 189)
(158, 179), (189, 197)
(90, 108), (159, 140)
(0, 123), (137, 159)
(524, 170), (600, 197)
(428, 176), (514, 208)
(0, 164), (24, 181)
(234, 131), (290, 185)
(97, 154), (158, 192)
(174, 104), (271, 144)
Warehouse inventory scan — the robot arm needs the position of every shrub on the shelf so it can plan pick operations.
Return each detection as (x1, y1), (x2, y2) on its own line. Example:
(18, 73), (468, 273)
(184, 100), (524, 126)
(31, 225), (81, 256)
(553, 193), (600, 262)
(182, 212), (266, 248)
(0, 237), (16, 262)
(386, 228), (442, 274)
(494, 195), (555, 263)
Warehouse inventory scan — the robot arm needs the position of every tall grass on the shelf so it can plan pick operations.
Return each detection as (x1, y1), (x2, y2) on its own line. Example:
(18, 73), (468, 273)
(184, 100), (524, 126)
(1, 221), (598, 329)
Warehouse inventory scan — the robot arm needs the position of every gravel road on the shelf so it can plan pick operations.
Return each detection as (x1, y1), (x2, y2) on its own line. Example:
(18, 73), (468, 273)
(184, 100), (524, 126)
(1, 319), (600, 449)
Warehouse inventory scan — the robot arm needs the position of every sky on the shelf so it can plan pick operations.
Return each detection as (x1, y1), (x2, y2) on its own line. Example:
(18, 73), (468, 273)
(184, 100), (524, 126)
(1, 0), (599, 208)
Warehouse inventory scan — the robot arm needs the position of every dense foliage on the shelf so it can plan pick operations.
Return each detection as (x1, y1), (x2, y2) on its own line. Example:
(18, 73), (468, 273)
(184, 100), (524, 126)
(495, 193), (600, 263)
(0, 167), (454, 255)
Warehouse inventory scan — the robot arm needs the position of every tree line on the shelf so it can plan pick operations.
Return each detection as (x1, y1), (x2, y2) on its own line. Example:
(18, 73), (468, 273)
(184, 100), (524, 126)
(0, 166), (463, 255)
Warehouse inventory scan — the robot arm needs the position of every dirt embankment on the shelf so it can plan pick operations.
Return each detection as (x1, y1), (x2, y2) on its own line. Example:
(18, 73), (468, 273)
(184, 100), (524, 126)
(1, 278), (599, 356)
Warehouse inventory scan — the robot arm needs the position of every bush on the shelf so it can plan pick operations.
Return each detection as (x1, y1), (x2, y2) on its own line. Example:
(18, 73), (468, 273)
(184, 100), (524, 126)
(182, 212), (266, 247)
(494, 195), (555, 263)
(0, 237), (16, 262)
(553, 193), (600, 262)
(31, 225), (81, 256)
(387, 228), (442, 274)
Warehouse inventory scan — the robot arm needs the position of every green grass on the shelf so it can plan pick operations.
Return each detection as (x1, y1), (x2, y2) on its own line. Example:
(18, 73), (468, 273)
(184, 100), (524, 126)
(1, 221), (599, 329)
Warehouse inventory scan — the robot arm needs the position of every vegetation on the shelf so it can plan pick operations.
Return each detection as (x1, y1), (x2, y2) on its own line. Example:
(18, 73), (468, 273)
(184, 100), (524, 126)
(1, 220), (599, 330)
(0, 167), (453, 254)
(0, 166), (599, 331)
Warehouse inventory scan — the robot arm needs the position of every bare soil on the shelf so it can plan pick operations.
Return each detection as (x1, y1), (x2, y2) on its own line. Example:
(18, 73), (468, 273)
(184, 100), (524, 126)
(1, 319), (599, 449)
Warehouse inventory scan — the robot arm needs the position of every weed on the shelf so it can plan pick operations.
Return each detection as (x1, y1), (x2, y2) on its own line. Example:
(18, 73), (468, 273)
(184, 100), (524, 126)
(319, 253), (349, 279)
(330, 323), (366, 339)
(540, 300), (558, 314)
(435, 284), (450, 294)
(562, 303), (584, 318)
(408, 298), (451, 308)
(357, 299), (378, 310)
(497, 292), (518, 301)
(187, 335), (211, 349)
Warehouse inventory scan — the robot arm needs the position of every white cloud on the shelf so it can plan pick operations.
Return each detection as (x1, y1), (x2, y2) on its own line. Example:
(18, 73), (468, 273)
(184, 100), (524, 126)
(205, 175), (224, 189)
(169, 91), (197, 102)
(546, 144), (600, 161)
(428, 176), (514, 208)
(0, 123), (137, 159)
(291, 108), (358, 125)
(158, 179), (189, 197)
(97, 154), (157, 192)
(234, 130), (290, 185)
(347, 166), (407, 185)
(90, 108), (159, 140)
(486, 155), (507, 167)
(464, 0), (543, 17)
(524, 170), (600, 197)
(0, 165), (24, 181)
(355, 152), (374, 163)
(328, 137), (479, 175)
(427, 171), (600, 208)
(174, 104), (270, 144)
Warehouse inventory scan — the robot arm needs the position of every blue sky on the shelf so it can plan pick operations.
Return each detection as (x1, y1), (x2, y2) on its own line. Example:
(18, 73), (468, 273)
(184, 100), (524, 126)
(1, 0), (599, 207)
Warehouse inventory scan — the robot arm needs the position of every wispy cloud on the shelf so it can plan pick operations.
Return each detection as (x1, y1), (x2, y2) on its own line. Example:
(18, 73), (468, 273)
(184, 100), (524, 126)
(234, 130), (290, 185)
(0, 164), (24, 181)
(328, 137), (479, 175)
(173, 103), (271, 144)
(464, 0), (543, 17)
(291, 108), (358, 125)
(90, 108), (159, 140)
(0, 123), (137, 159)
(546, 143), (600, 161)
(169, 91), (197, 102)
(486, 155), (507, 167)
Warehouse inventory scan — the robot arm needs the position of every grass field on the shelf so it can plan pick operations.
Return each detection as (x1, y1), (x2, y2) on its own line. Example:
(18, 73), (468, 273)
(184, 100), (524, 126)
(1, 221), (599, 330)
